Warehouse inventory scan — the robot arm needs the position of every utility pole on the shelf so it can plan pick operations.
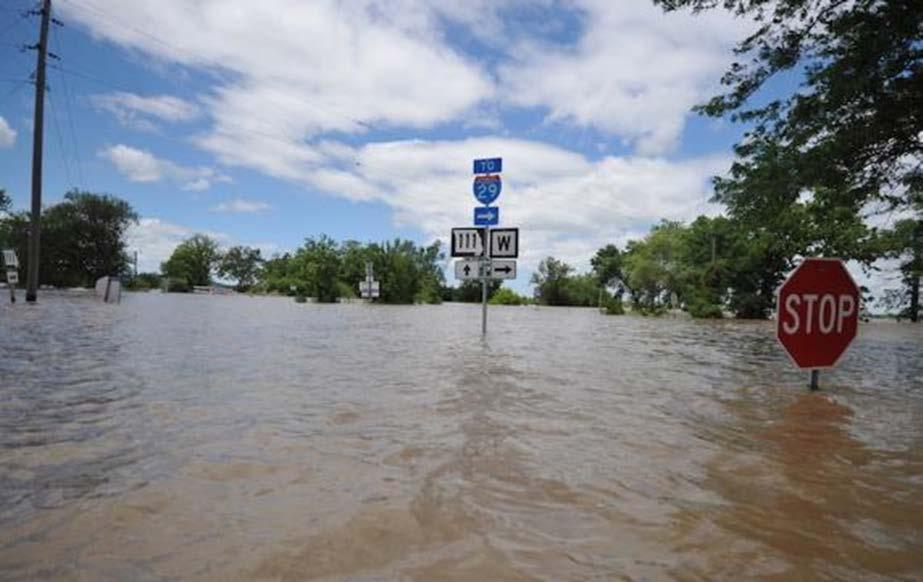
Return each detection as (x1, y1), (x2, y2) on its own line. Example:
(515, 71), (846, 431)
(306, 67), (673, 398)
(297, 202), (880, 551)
(26, 0), (51, 303)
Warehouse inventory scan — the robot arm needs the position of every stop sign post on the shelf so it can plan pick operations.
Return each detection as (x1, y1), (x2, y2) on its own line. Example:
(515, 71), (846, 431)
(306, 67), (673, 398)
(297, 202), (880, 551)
(776, 258), (860, 389)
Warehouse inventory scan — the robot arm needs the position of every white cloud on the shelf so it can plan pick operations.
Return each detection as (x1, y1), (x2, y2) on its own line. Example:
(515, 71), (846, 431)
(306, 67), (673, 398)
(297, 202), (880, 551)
(499, 0), (748, 154)
(211, 198), (271, 213)
(126, 217), (231, 273)
(317, 137), (727, 273)
(62, 1), (746, 283)
(91, 92), (199, 131)
(0, 116), (16, 148)
(60, 0), (493, 169)
(127, 217), (277, 273)
(99, 144), (230, 191)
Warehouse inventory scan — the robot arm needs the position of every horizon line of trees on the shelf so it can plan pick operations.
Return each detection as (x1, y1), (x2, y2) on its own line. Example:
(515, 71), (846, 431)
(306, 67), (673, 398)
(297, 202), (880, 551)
(1, 188), (919, 319)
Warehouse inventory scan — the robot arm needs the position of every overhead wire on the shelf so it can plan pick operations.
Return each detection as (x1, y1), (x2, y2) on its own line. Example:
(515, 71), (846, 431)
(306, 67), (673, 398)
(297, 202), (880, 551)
(50, 16), (86, 186)
(0, 1), (38, 42)
(48, 87), (76, 190)
(46, 0), (398, 186)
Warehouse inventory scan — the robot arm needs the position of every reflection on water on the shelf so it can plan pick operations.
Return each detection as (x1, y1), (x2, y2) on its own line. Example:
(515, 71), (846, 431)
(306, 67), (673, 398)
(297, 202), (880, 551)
(1, 292), (921, 580)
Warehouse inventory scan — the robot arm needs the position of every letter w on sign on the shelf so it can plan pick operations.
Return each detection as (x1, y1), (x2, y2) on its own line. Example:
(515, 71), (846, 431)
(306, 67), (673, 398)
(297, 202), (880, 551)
(489, 228), (518, 258)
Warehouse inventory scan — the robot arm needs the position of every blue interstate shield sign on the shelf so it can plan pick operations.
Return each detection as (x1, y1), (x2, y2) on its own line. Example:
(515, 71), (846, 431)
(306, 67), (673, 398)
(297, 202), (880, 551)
(474, 206), (499, 226)
(472, 175), (502, 205)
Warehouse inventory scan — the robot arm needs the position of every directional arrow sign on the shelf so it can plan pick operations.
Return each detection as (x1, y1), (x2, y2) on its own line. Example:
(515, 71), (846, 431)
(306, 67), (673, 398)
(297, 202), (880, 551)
(451, 228), (485, 257)
(489, 228), (518, 258)
(486, 259), (516, 280)
(474, 206), (499, 226)
(454, 259), (482, 281)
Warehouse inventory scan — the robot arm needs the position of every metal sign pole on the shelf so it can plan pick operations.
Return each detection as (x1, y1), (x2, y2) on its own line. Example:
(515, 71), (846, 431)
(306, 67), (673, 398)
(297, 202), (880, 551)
(481, 226), (489, 336)
(809, 370), (819, 390)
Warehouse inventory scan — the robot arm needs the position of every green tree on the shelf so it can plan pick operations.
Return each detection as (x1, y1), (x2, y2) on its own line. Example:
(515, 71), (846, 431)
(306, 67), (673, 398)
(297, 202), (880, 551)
(259, 252), (297, 294)
(369, 239), (445, 304)
(657, 0), (921, 219)
(161, 234), (220, 288)
(0, 189), (10, 214)
(591, 244), (628, 297)
(531, 257), (574, 306)
(620, 221), (687, 312)
(878, 197), (923, 321)
(218, 245), (263, 291)
(292, 235), (341, 302)
(125, 272), (161, 290)
(338, 240), (374, 294)
(489, 287), (530, 305)
(1, 190), (138, 287)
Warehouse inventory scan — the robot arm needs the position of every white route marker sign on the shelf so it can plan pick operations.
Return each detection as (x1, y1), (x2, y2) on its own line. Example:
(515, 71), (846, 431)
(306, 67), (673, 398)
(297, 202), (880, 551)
(451, 228), (485, 257)
(489, 228), (518, 258)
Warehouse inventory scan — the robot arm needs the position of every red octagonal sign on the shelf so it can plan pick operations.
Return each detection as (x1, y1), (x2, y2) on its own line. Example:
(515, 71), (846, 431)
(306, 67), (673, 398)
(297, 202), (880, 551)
(776, 258), (860, 369)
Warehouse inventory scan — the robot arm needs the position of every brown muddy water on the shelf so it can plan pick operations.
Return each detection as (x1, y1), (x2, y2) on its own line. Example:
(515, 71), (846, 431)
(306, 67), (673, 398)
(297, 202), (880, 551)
(1, 292), (921, 580)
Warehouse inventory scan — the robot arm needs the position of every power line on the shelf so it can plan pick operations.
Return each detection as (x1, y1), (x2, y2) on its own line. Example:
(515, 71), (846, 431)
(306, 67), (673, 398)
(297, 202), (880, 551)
(0, 1), (38, 41)
(50, 20), (85, 186)
(48, 87), (76, 189)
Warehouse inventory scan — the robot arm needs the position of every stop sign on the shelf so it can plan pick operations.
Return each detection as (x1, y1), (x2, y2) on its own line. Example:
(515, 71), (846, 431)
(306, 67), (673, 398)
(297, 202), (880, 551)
(776, 258), (860, 369)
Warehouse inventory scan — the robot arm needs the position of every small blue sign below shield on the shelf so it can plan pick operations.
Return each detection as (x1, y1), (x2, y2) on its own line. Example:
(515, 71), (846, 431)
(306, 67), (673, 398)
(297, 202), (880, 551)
(474, 206), (499, 226)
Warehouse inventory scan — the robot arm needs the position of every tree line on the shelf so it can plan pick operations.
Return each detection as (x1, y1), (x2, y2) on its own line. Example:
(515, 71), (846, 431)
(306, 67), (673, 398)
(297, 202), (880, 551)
(0, 187), (919, 319)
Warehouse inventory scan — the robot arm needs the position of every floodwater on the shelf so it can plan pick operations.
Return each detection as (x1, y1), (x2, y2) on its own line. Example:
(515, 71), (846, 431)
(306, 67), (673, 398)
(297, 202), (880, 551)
(1, 292), (922, 581)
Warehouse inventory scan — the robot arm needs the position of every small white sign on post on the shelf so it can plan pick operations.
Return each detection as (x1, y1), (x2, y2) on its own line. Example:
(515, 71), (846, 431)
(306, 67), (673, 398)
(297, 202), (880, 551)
(489, 228), (518, 258)
(6, 270), (18, 285)
(454, 259), (482, 280)
(359, 280), (380, 298)
(2, 250), (18, 269)
(451, 228), (485, 257)
(485, 259), (516, 279)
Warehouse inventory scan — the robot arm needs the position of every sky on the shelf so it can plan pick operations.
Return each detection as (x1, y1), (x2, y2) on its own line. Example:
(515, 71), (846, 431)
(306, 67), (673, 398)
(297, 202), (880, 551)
(0, 0), (902, 296)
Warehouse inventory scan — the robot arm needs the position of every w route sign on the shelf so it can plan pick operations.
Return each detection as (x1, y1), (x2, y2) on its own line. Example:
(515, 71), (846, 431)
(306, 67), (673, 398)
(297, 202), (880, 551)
(776, 258), (860, 369)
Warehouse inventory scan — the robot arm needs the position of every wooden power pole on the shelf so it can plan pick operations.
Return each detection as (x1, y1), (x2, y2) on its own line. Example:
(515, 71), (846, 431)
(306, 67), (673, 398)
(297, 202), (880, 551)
(26, 0), (51, 303)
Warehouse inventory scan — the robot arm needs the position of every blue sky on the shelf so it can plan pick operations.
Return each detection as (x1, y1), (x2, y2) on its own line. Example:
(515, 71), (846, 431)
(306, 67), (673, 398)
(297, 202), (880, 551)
(2, 0), (768, 290)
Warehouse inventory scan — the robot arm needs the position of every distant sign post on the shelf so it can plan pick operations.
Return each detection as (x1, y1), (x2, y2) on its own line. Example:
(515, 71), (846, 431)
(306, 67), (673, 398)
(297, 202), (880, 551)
(449, 157), (519, 336)
(359, 261), (380, 300)
(776, 258), (860, 389)
(2, 249), (18, 303)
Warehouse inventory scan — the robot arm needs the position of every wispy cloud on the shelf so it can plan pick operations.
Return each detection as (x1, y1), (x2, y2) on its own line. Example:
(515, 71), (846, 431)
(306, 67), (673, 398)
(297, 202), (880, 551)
(91, 92), (199, 131)
(99, 144), (230, 191)
(0, 116), (16, 148)
(211, 198), (270, 213)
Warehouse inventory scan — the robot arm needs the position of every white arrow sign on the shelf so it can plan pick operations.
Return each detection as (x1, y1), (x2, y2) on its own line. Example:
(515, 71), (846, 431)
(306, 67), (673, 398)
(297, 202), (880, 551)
(454, 259), (481, 280)
(486, 259), (516, 280)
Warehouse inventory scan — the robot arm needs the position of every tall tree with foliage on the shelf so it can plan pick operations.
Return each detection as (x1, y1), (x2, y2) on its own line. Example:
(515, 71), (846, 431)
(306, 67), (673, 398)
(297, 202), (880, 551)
(657, 0), (921, 218)
(591, 244), (628, 296)
(161, 234), (220, 288)
(218, 246), (263, 291)
(878, 194), (923, 321)
(1, 190), (138, 287)
(292, 235), (341, 302)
